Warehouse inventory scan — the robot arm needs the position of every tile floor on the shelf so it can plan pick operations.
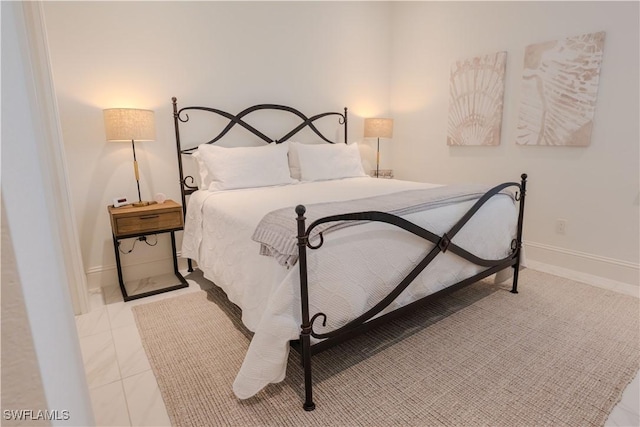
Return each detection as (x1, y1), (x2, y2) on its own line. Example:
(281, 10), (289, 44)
(76, 269), (640, 426)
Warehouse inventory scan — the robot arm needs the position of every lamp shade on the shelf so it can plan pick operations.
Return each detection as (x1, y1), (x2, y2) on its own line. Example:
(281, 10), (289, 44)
(103, 108), (156, 142)
(364, 118), (393, 139)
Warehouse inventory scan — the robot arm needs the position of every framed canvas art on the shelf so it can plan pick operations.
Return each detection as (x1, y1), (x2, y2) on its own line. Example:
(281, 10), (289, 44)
(516, 31), (605, 146)
(447, 51), (507, 146)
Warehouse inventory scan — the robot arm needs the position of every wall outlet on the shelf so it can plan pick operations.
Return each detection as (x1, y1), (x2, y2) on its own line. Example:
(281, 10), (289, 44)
(556, 219), (568, 234)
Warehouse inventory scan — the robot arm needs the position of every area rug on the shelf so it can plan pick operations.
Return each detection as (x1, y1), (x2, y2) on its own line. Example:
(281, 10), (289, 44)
(133, 269), (639, 426)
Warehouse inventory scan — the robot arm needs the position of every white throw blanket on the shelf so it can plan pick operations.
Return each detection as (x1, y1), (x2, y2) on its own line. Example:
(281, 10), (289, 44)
(253, 183), (502, 267)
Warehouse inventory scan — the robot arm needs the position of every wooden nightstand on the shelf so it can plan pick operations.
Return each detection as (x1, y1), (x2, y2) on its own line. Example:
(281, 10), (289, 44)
(108, 200), (188, 301)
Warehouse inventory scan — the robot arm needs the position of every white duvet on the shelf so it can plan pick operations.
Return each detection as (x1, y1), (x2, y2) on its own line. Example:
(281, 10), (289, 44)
(181, 177), (517, 399)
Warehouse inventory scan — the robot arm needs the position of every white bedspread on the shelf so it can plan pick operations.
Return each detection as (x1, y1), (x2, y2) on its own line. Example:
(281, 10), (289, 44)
(181, 177), (517, 399)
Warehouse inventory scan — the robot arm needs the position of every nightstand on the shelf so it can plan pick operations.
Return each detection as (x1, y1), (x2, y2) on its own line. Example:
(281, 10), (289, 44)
(108, 200), (188, 301)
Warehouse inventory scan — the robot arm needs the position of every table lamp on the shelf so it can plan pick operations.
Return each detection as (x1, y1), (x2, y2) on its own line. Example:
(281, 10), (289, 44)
(364, 118), (394, 178)
(103, 108), (155, 206)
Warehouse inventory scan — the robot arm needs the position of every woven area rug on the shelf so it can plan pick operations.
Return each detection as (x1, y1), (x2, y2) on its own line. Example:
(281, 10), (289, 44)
(133, 269), (639, 426)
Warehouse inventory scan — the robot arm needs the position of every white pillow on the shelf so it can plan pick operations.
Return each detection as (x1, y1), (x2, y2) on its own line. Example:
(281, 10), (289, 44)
(295, 142), (367, 182)
(191, 150), (211, 189)
(287, 141), (302, 180)
(196, 142), (296, 191)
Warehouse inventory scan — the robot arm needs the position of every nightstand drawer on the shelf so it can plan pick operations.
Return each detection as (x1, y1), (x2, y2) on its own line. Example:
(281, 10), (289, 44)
(114, 210), (183, 236)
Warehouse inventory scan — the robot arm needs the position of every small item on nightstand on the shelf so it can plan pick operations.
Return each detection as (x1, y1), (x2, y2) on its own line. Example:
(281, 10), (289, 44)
(154, 192), (167, 204)
(113, 196), (129, 207)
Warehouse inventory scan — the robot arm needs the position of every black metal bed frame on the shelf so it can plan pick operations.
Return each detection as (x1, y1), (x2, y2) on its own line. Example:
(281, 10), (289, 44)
(171, 97), (527, 411)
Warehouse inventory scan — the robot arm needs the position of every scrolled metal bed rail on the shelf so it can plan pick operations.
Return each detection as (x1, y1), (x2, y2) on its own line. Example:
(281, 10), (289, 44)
(175, 102), (348, 149)
(294, 174), (528, 411)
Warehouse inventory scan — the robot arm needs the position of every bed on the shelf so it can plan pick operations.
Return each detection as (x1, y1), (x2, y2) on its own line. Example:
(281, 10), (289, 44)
(171, 97), (527, 411)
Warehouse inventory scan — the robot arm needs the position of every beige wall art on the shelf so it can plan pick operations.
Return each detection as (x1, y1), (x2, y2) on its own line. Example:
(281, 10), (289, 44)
(516, 31), (605, 146)
(447, 51), (507, 146)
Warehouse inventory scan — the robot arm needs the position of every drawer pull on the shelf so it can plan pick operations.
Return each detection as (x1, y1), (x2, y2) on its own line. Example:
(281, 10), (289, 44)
(139, 215), (160, 220)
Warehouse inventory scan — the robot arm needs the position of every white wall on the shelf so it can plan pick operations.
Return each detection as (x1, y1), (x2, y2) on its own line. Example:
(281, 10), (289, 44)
(1, 201), (51, 426)
(1, 1), (93, 424)
(390, 1), (639, 285)
(43, 1), (392, 289)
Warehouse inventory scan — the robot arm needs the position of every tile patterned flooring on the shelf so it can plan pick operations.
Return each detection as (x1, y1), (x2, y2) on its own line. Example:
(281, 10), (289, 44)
(76, 270), (640, 426)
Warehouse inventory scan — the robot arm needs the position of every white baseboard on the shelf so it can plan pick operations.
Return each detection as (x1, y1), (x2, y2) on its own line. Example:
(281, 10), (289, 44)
(86, 255), (189, 290)
(524, 241), (639, 296)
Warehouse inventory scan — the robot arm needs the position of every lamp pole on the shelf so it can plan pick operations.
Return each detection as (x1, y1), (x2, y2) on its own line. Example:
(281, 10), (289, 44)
(131, 139), (142, 203)
(376, 137), (380, 178)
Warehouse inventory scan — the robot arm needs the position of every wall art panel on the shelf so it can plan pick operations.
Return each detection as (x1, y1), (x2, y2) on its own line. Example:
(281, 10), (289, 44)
(516, 31), (605, 146)
(447, 51), (507, 146)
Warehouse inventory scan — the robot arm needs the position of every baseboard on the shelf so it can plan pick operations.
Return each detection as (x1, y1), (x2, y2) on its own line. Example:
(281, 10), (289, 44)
(524, 241), (639, 293)
(86, 254), (189, 291)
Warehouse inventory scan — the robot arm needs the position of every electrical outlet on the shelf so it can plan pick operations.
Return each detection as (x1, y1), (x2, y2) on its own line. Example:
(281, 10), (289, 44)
(556, 219), (567, 235)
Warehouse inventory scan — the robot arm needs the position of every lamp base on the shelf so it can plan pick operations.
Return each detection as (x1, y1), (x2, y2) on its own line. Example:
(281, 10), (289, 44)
(369, 169), (394, 179)
(132, 201), (157, 207)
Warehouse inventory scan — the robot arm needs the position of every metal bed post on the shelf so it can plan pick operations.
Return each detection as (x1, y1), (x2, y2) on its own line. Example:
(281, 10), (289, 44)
(296, 205), (316, 411)
(172, 97), (187, 217)
(343, 107), (348, 144)
(511, 173), (528, 293)
(172, 97), (193, 272)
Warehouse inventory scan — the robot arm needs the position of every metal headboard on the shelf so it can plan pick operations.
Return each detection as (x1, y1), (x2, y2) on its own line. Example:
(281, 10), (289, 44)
(171, 97), (348, 212)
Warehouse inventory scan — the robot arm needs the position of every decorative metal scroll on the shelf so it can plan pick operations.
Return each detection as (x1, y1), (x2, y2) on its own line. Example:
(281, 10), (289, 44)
(181, 175), (198, 192)
(176, 103), (348, 152)
(300, 179), (524, 341)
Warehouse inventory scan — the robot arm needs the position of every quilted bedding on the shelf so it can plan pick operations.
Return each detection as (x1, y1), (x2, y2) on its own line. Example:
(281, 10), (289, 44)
(181, 177), (517, 399)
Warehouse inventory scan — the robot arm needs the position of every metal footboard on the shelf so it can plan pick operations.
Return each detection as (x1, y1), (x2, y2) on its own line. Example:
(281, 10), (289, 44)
(294, 174), (528, 411)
